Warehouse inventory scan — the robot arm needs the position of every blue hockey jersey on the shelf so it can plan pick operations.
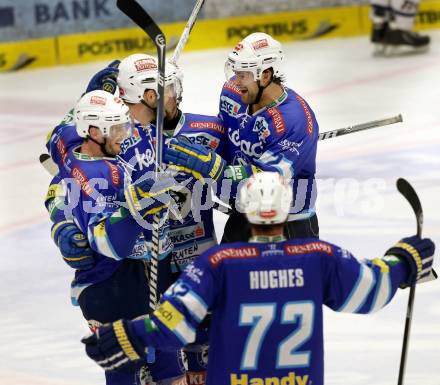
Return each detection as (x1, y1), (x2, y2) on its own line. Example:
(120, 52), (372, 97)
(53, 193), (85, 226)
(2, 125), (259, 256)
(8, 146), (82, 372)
(132, 238), (408, 385)
(219, 80), (319, 219)
(46, 122), (155, 304)
(118, 112), (227, 273)
(46, 112), (227, 301)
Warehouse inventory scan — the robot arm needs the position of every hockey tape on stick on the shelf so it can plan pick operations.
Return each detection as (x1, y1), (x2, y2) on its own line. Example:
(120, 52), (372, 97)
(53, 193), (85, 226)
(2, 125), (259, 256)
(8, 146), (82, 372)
(39, 153), (59, 176)
(319, 114), (403, 141)
(169, 0), (206, 65)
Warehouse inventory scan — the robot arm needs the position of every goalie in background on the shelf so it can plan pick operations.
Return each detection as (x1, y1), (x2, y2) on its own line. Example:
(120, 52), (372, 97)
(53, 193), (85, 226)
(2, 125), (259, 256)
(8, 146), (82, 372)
(370, 0), (430, 53)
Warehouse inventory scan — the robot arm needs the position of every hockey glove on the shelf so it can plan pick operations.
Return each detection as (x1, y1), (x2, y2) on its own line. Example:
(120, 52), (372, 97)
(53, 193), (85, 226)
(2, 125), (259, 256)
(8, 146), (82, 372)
(82, 319), (146, 372)
(51, 220), (95, 270)
(385, 235), (435, 287)
(124, 172), (174, 223)
(85, 60), (120, 95)
(164, 136), (226, 182)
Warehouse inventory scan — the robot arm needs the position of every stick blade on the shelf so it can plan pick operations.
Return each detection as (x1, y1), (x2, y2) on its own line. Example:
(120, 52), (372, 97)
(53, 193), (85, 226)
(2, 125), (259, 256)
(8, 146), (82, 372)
(396, 178), (423, 235)
(39, 153), (59, 176)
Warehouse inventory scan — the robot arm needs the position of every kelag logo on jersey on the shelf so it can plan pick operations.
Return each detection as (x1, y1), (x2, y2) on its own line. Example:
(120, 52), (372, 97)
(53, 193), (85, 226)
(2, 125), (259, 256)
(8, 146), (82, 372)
(252, 116), (271, 142)
(220, 95), (241, 117)
(185, 133), (220, 151)
(228, 128), (263, 158)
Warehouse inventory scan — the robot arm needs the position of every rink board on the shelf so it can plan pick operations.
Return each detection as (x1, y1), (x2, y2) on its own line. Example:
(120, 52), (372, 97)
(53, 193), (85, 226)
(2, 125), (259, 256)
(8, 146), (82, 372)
(1, 1), (440, 72)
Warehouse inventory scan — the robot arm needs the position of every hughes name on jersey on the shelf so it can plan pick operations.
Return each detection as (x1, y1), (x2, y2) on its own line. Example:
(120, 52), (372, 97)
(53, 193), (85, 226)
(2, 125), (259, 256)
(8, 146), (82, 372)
(131, 239), (409, 385)
(219, 80), (318, 220)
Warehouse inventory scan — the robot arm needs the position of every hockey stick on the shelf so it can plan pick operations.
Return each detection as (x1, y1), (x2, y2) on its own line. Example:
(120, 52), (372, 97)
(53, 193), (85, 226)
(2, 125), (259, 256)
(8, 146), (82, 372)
(319, 114), (402, 141)
(169, 0), (206, 65)
(396, 178), (437, 385)
(117, 0), (167, 312)
(40, 114), (404, 176)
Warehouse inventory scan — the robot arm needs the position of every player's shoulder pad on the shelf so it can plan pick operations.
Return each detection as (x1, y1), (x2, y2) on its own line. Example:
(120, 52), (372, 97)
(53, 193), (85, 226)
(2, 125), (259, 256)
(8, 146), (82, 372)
(204, 242), (262, 268)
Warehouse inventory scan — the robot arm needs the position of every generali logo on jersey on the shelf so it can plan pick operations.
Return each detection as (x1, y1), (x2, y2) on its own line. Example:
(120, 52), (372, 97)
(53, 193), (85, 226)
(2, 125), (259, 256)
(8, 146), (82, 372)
(72, 167), (93, 196)
(296, 94), (314, 136)
(189, 121), (225, 134)
(252, 38), (269, 50)
(267, 107), (285, 135)
(90, 95), (106, 105)
(104, 161), (120, 187)
(223, 80), (241, 96)
(209, 247), (260, 267)
(134, 58), (157, 71)
(285, 242), (333, 256)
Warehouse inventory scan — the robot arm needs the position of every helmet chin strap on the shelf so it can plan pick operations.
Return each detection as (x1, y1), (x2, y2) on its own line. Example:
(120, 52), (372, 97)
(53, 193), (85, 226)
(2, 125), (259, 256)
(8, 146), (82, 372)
(88, 136), (111, 157)
(251, 77), (273, 108)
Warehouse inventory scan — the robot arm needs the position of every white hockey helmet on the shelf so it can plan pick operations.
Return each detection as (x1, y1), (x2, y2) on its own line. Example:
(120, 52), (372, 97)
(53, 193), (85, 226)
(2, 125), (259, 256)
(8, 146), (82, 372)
(225, 32), (285, 82)
(74, 90), (132, 138)
(117, 53), (184, 104)
(238, 172), (292, 225)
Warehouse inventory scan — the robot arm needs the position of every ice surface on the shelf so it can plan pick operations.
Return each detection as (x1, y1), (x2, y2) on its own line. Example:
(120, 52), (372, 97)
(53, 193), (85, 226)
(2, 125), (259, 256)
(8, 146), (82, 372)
(0, 32), (439, 384)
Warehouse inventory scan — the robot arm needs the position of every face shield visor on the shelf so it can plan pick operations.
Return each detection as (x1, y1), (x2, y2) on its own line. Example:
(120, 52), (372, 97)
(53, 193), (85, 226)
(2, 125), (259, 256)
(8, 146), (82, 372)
(224, 59), (256, 87)
(107, 121), (134, 142)
(164, 77), (183, 105)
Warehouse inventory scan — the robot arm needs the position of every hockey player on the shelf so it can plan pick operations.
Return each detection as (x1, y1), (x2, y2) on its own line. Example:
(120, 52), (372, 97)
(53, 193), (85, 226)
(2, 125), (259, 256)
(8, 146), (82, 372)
(81, 171), (435, 384)
(164, 32), (319, 242)
(49, 54), (227, 384)
(48, 90), (188, 385)
(370, 0), (430, 50)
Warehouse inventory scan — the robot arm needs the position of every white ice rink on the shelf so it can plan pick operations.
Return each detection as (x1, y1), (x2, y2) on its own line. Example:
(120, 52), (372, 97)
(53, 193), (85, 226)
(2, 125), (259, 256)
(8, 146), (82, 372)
(0, 32), (439, 385)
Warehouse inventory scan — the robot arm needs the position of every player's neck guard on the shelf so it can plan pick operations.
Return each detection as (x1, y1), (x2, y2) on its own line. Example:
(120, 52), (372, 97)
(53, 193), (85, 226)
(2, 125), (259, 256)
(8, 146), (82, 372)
(249, 235), (286, 243)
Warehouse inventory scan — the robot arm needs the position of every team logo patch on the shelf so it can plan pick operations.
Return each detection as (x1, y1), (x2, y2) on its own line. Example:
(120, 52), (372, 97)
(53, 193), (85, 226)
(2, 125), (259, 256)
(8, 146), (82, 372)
(252, 38), (269, 50)
(296, 94), (314, 136)
(285, 242), (333, 255)
(134, 58), (157, 71)
(253, 116), (271, 142)
(90, 95), (106, 105)
(267, 107), (285, 135)
(209, 247), (260, 267)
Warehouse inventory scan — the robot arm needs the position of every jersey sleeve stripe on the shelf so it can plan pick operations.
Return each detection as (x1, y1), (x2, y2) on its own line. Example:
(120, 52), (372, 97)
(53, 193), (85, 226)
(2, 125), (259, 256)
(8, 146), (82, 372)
(338, 265), (376, 313)
(88, 219), (121, 261)
(178, 289), (209, 323)
(369, 272), (391, 313)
